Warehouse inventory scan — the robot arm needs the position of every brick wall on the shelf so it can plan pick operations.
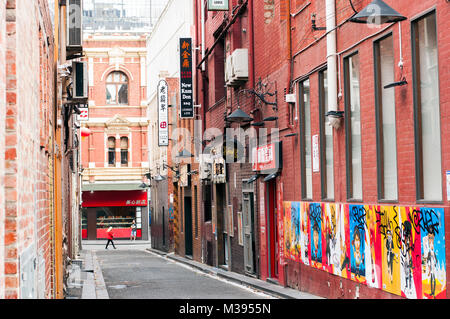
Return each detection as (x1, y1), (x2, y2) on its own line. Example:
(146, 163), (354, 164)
(0, 0), (6, 300)
(281, 0), (450, 299)
(2, 0), (55, 299)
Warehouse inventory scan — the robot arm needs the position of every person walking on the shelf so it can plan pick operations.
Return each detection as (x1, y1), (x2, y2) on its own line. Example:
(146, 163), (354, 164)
(105, 227), (116, 249)
(130, 220), (137, 241)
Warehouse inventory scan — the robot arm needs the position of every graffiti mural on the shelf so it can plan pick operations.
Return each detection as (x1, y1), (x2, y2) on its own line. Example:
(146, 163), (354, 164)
(309, 203), (323, 269)
(420, 207), (446, 299)
(282, 202), (447, 299)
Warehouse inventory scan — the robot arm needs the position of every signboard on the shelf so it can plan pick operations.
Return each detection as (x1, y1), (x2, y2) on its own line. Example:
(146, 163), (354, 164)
(312, 134), (319, 172)
(82, 190), (147, 208)
(447, 171), (450, 201)
(77, 106), (89, 121)
(158, 80), (169, 146)
(252, 142), (282, 174)
(207, 0), (229, 11)
(179, 38), (194, 118)
(179, 164), (189, 187)
(212, 157), (226, 184)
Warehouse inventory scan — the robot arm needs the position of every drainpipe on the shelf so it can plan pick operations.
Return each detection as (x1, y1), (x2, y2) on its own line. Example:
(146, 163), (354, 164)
(201, 0), (205, 72)
(325, 0), (339, 129)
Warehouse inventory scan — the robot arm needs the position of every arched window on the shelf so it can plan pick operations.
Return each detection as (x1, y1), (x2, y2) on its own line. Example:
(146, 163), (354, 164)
(120, 136), (129, 166)
(108, 136), (116, 166)
(106, 71), (128, 105)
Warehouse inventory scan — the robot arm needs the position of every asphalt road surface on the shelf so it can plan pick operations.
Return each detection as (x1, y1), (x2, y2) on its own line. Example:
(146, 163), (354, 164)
(95, 249), (274, 299)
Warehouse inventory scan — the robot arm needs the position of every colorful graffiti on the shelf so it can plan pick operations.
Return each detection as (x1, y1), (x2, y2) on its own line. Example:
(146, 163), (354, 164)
(282, 202), (447, 299)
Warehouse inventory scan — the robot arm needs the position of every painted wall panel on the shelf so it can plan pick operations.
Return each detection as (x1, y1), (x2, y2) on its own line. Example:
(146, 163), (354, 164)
(282, 202), (446, 299)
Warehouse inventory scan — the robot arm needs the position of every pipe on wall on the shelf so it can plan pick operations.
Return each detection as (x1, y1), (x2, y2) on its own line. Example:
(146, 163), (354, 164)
(325, 0), (339, 129)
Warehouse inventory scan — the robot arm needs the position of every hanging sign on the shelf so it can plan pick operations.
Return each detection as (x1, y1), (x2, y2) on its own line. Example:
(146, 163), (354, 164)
(252, 142), (282, 174)
(158, 79), (169, 146)
(77, 106), (89, 121)
(179, 38), (194, 118)
(207, 0), (229, 11)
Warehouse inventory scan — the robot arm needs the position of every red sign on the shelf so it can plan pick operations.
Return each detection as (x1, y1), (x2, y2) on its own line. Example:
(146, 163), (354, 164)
(252, 142), (281, 173)
(82, 190), (147, 208)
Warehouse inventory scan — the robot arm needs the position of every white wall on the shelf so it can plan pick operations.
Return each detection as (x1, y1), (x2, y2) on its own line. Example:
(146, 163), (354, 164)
(146, 0), (193, 173)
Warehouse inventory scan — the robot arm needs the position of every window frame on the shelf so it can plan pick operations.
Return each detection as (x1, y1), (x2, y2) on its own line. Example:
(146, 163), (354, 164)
(343, 51), (363, 201)
(373, 32), (399, 202)
(318, 68), (334, 201)
(106, 71), (129, 105)
(411, 9), (443, 203)
(107, 136), (116, 167)
(299, 78), (312, 200)
(120, 136), (129, 167)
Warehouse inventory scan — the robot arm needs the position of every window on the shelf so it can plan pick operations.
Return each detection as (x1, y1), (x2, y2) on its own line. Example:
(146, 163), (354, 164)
(108, 136), (116, 166)
(214, 35), (226, 101)
(412, 11), (442, 201)
(120, 136), (128, 166)
(106, 71), (128, 105)
(374, 35), (398, 201)
(319, 69), (334, 200)
(344, 53), (363, 200)
(299, 79), (312, 199)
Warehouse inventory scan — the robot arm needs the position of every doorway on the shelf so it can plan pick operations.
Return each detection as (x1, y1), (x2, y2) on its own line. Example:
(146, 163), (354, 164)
(243, 191), (256, 275)
(266, 180), (278, 280)
(184, 196), (193, 257)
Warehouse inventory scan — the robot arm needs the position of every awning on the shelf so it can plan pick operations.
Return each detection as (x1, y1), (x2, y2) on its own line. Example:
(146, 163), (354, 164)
(82, 182), (144, 192)
(82, 190), (147, 208)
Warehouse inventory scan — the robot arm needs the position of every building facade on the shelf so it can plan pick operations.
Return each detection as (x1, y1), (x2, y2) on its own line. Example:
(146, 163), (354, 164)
(80, 33), (150, 241)
(146, 0), (194, 254)
(186, 0), (450, 299)
(0, 0), (81, 299)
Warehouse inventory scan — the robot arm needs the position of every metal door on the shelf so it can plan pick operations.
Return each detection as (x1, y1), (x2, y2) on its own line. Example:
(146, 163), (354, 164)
(243, 192), (255, 274)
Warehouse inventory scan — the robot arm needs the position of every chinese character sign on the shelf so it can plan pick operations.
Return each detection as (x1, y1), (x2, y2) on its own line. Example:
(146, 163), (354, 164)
(158, 80), (169, 146)
(179, 38), (194, 118)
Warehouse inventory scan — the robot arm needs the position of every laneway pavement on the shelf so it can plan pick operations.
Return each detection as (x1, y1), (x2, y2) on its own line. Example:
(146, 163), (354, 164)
(68, 240), (321, 299)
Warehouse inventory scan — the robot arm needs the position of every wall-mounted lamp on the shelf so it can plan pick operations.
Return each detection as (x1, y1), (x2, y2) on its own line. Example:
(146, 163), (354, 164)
(154, 174), (166, 182)
(247, 174), (260, 184)
(326, 111), (345, 130)
(251, 122), (265, 127)
(226, 107), (254, 123)
(187, 170), (199, 176)
(349, 0), (406, 24)
(263, 116), (278, 122)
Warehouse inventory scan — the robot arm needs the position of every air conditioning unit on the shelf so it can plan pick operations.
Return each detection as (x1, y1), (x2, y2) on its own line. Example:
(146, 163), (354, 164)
(67, 0), (83, 58)
(225, 48), (248, 87)
(72, 61), (88, 101)
(285, 93), (296, 103)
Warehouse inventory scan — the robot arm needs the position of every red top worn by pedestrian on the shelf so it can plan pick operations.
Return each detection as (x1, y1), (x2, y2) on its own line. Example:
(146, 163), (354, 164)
(107, 229), (114, 240)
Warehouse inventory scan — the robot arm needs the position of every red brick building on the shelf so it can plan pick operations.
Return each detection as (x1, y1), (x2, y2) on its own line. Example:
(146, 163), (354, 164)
(192, 0), (450, 299)
(80, 33), (150, 241)
(0, 0), (64, 298)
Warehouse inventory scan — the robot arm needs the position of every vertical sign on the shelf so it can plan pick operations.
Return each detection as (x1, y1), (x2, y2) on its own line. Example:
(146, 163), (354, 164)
(312, 134), (319, 172)
(158, 80), (169, 146)
(207, 0), (229, 11)
(179, 38), (194, 118)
